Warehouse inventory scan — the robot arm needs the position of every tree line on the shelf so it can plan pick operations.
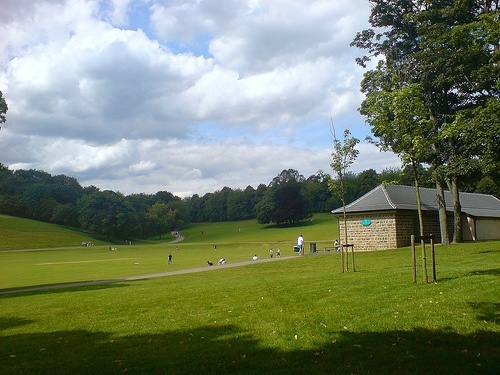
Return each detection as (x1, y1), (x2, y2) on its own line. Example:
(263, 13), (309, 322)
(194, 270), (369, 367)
(0, 163), (496, 241)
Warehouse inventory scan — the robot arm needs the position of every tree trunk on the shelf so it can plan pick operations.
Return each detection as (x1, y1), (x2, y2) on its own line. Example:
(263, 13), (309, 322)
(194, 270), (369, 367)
(341, 180), (348, 246)
(413, 161), (428, 283)
(435, 179), (450, 245)
(413, 163), (425, 237)
(448, 176), (463, 243)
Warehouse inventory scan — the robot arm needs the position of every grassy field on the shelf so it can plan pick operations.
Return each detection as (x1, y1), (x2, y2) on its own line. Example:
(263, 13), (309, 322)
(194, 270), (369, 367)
(0, 214), (499, 374)
(0, 213), (338, 289)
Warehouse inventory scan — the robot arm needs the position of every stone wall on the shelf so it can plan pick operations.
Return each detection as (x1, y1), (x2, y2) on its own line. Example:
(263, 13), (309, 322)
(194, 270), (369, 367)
(336, 210), (455, 251)
(337, 211), (398, 251)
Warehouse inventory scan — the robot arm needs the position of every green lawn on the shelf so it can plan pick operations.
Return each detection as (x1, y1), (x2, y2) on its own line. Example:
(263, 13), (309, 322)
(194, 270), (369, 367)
(0, 213), (339, 289)
(0, 214), (498, 374)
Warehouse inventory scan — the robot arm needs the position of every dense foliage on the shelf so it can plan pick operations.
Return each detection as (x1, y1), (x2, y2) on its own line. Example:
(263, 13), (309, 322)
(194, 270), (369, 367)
(352, 0), (500, 243)
(0, 90), (7, 129)
(4, 163), (490, 240)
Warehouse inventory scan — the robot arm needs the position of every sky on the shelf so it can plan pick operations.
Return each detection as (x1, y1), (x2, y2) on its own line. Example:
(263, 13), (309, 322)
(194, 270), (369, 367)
(0, 0), (401, 198)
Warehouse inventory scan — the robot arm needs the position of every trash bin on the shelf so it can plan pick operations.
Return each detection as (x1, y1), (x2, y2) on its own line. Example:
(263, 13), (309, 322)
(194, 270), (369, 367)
(310, 242), (316, 253)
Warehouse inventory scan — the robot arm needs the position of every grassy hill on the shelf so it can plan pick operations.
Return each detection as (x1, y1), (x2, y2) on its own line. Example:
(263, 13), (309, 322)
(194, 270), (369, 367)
(179, 213), (338, 245)
(0, 213), (339, 252)
(0, 214), (112, 251)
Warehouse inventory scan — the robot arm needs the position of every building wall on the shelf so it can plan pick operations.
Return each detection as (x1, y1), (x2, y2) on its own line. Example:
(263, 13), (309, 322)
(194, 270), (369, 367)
(394, 211), (415, 247)
(463, 216), (476, 241)
(336, 210), (455, 251)
(476, 218), (500, 240)
(337, 212), (398, 251)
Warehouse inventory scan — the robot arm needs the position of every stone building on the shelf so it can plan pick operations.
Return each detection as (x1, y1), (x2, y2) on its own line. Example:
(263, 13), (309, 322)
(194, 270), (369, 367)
(331, 185), (500, 251)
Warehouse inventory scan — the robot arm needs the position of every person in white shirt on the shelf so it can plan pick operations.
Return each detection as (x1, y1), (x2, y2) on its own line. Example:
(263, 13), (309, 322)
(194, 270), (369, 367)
(297, 234), (304, 255)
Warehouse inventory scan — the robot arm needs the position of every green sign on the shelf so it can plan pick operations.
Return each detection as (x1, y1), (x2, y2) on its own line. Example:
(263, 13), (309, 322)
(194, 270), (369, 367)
(361, 219), (372, 226)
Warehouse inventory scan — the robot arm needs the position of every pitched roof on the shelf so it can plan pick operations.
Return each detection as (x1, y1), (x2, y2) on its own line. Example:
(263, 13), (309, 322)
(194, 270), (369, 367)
(331, 185), (500, 218)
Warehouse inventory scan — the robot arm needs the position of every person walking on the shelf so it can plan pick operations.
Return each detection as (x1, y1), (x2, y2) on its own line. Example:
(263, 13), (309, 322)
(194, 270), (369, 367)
(269, 248), (273, 258)
(297, 234), (304, 255)
(168, 253), (173, 265)
(276, 247), (281, 257)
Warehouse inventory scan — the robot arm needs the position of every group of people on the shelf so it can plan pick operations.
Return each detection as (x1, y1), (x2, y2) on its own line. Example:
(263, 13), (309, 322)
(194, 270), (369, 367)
(206, 258), (226, 266)
(168, 233), (338, 268)
(269, 247), (281, 258)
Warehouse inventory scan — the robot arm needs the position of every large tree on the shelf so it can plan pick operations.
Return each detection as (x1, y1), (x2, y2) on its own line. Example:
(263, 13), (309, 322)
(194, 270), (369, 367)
(256, 169), (310, 225)
(361, 82), (432, 240)
(77, 190), (139, 239)
(147, 202), (175, 239)
(352, 0), (499, 243)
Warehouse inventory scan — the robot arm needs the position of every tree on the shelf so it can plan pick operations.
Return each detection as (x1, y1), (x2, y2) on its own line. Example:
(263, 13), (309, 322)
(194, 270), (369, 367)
(475, 176), (499, 198)
(166, 197), (190, 229)
(186, 194), (207, 223)
(147, 202), (175, 239)
(255, 189), (275, 225)
(51, 174), (84, 205)
(256, 169), (310, 225)
(352, 0), (499, 243)
(227, 188), (255, 221)
(303, 171), (336, 213)
(0, 165), (17, 189)
(77, 190), (139, 239)
(329, 127), (359, 246)
(0, 195), (24, 217)
(0, 91), (7, 129)
(353, 169), (379, 199)
(204, 187), (231, 222)
(272, 180), (308, 225)
(22, 184), (58, 222)
(51, 203), (80, 227)
(362, 83), (433, 241)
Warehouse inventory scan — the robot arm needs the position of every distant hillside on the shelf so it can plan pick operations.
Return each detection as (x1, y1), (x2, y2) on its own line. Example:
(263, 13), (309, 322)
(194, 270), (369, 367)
(0, 213), (339, 252)
(0, 214), (109, 251)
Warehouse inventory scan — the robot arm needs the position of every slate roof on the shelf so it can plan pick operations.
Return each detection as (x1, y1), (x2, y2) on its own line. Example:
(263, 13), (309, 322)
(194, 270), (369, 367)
(331, 185), (500, 218)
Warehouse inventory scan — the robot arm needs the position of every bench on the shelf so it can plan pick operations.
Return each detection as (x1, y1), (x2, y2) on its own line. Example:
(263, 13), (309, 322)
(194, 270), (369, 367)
(323, 243), (340, 252)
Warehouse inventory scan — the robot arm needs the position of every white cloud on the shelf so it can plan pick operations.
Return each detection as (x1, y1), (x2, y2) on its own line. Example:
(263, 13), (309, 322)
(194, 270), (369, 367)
(0, 0), (399, 197)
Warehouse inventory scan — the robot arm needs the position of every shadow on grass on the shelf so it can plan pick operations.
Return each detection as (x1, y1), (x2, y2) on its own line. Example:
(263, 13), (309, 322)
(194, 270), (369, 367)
(0, 317), (35, 332)
(469, 302), (500, 325)
(0, 281), (131, 299)
(261, 219), (318, 230)
(438, 268), (499, 284)
(467, 268), (500, 277)
(1, 325), (498, 375)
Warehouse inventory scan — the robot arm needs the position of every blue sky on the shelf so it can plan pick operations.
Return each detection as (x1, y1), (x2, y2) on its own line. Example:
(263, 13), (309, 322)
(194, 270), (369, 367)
(0, 0), (400, 197)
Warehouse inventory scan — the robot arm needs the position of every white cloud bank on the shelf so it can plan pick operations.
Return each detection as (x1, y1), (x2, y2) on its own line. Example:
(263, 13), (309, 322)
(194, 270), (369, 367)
(0, 0), (400, 197)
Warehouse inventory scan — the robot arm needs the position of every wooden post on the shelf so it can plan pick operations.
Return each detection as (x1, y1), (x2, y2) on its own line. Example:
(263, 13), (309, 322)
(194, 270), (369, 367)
(430, 234), (437, 282)
(346, 244), (349, 272)
(411, 235), (417, 283)
(341, 244), (344, 273)
(351, 244), (355, 272)
(421, 238), (428, 284)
